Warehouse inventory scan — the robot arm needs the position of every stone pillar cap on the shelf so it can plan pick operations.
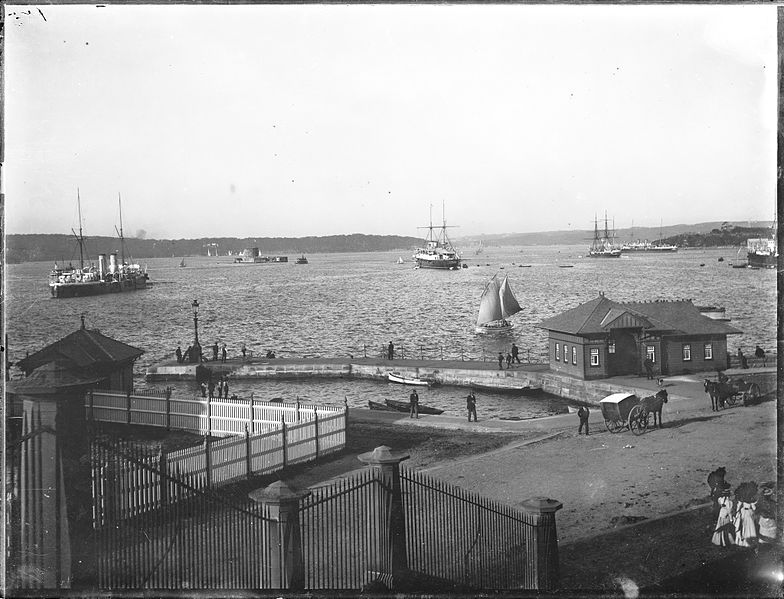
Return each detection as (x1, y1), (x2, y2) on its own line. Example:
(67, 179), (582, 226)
(357, 445), (410, 465)
(521, 497), (563, 513)
(249, 480), (310, 504)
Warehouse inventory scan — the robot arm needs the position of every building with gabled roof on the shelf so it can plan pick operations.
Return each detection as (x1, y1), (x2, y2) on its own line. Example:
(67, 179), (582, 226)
(537, 293), (742, 379)
(15, 317), (144, 393)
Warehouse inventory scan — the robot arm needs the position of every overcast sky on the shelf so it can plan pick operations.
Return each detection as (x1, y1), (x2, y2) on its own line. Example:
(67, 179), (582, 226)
(4, 4), (777, 239)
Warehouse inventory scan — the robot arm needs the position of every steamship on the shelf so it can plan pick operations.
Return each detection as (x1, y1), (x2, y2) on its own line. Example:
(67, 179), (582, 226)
(49, 193), (150, 298)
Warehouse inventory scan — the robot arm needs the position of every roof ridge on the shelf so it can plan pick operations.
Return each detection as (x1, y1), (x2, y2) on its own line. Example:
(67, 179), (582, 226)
(578, 295), (616, 334)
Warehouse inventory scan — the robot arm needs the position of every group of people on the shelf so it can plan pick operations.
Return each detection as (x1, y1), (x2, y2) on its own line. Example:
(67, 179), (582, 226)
(709, 467), (777, 551)
(409, 388), (478, 422)
(497, 344), (522, 369)
(735, 346), (766, 370)
(200, 376), (231, 400)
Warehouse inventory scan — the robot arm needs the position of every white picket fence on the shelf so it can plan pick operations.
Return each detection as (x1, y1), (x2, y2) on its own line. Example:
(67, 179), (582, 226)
(86, 389), (346, 437)
(89, 389), (348, 520)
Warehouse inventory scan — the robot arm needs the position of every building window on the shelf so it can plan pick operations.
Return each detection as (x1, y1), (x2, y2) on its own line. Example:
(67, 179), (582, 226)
(590, 348), (599, 366)
(572, 346), (577, 365)
(682, 344), (691, 361)
(555, 343), (560, 361)
(563, 345), (568, 364)
(704, 343), (713, 360)
(608, 341), (616, 354)
(646, 345), (656, 363)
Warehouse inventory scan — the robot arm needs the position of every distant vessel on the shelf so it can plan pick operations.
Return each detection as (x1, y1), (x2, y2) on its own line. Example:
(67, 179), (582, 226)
(49, 191), (150, 298)
(234, 248), (289, 263)
(588, 213), (622, 258)
(413, 204), (462, 270)
(396, 257), (405, 264)
(179, 258), (186, 268)
(475, 274), (522, 332)
(746, 221), (777, 269)
(622, 221), (678, 252)
(296, 255), (309, 264)
(475, 240), (484, 255)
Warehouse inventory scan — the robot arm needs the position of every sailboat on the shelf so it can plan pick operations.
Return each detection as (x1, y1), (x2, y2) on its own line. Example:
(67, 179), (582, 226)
(179, 257), (187, 268)
(588, 212), (622, 258)
(475, 274), (522, 332)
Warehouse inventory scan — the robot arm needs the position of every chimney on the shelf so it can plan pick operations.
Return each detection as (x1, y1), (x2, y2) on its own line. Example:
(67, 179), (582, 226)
(109, 253), (117, 274)
(98, 254), (106, 278)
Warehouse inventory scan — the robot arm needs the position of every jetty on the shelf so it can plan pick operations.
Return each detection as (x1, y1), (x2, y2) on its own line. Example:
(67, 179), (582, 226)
(145, 355), (775, 405)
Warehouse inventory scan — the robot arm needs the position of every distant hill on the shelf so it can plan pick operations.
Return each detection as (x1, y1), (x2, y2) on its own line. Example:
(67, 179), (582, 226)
(5, 233), (423, 264)
(455, 221), (773, 247)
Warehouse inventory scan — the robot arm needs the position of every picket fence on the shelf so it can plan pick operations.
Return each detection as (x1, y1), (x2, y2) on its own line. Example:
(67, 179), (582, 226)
(86, 389), (345, 437)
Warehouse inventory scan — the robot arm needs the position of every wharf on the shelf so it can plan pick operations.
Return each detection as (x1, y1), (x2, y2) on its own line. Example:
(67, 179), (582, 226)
(145, 356), (777, 405)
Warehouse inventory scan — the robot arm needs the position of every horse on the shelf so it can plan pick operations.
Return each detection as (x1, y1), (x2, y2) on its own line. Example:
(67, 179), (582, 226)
(640, 389), (668, 428)
(703, 379), (723, 411)
(704, 378), (744, 411)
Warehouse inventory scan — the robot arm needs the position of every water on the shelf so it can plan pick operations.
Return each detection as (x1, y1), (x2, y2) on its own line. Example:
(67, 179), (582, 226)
(7, 246), (775, 418)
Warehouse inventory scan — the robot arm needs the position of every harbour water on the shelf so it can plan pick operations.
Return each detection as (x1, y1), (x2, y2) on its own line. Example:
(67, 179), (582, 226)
(7, 245), (775, 418)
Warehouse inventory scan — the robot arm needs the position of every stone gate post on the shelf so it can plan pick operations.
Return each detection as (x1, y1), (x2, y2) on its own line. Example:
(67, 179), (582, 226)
(249, 481), (310, 590)
(358, 445), (410, 588)
(521, 497), (563, 591)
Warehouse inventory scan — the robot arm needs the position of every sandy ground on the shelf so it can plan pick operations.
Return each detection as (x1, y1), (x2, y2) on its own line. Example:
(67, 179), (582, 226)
(280, 373), (779, 593)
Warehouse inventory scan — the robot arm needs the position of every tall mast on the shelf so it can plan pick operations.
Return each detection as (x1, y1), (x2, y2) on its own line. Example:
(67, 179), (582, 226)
(71, 188), (85, 269)
(115, 193), (126, 266)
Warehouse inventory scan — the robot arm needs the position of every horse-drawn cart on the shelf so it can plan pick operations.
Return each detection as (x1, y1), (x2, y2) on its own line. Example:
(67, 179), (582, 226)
(600, 393), (650, 435)
(704, 377), (761, 410)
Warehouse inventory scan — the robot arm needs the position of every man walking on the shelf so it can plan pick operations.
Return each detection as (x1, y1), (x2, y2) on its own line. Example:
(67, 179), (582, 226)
(577, 405), (590, 435)
(467, 390), (477, 422)
(409, 389), (419, 419)
(511, 343), (521, 364)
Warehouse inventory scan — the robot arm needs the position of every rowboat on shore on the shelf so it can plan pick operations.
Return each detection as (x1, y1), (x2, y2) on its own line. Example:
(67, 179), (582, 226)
(469, 383), (541, 395)
(385, 399), (444, 415)
(388, 371), (434, 386)
(368, 400), (398, 411)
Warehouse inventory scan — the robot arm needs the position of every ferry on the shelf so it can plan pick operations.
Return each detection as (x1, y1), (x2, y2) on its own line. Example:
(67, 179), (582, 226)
(234, 248), (289, 263)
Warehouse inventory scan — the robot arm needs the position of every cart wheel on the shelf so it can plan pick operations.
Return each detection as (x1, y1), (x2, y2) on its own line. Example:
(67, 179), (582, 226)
(605, 419), (623, 433)
(743, 383), (761, 405)
(629, 405), (647, 435)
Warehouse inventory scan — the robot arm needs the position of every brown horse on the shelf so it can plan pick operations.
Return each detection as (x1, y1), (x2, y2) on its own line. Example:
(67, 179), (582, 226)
(704, 378), (744, 411)
(641, 389), (668, 428)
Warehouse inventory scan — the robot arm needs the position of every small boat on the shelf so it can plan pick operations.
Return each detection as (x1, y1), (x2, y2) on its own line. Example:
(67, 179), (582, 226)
(468, 383), (537, 395)
(368, 400), (397, 412)
(179, 258), (186, 268)
(519, 265), (532, 268)
(475, 274), (522, 333)
(397, 257), (405, 264)
(385, 399), (444, 415)
(388, 371), (433, 386)
(296, 255), (308, 264)
(558, 264), (574, 268)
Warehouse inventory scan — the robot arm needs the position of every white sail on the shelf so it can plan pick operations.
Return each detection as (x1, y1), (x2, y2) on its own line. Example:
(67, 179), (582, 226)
(499, 275), (522, 318)
(476, 276), (503, 326)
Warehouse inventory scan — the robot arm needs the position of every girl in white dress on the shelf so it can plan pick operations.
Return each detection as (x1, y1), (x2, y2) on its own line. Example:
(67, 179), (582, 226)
(711, 483), (735, 546)
(734, 499), (758, 548)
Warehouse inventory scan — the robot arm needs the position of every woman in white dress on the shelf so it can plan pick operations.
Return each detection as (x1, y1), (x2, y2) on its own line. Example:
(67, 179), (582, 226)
(711, 483), (735, 546)
(756, 486), (777, 544)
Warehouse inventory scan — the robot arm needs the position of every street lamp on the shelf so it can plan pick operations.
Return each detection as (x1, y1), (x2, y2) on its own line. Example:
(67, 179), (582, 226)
(191, 299), (202, 363)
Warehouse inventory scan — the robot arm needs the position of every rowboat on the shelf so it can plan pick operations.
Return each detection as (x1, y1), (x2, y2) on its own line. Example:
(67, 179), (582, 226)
(468, 383), (540, 395)
(385, 399), (444, 415)
(388, 371), (433, 386)
(368, 400), (397, 412)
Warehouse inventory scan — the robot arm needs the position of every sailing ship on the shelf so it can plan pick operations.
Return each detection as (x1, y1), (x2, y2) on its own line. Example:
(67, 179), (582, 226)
(49, 192), (150, 298)
(745, 219), (777, 269)
(296, 255), (309, 264)
(588, 213), (622, 258)
(475, 274), (522, 332)
(413, 204), (462, 270)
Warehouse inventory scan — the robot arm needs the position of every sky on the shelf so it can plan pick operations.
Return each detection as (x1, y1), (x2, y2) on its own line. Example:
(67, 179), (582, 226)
(4, 4), (777, 239)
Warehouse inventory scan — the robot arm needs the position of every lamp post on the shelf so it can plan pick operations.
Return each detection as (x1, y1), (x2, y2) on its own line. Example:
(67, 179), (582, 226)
(191, 299), (202, 363)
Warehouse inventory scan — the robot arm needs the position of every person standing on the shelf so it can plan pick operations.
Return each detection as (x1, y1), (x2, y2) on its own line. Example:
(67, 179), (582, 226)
(241, 343), (247, 361)
(755, 345), (766, 366)
(208, 378), (215, 400)
(511, 343), (521, 364)
(221, 344), (227, 363)
(388, 341), (394, 360)
(466, 391), (477, 422)
(409, 389), (419, 419)
(506, 353), (512, 369)
(497, 352), (504, 370)
(175, 345), (183, 364)
(577, 406), (590, 435)
(213, 342), (219, 362)
(757, 486), (777, 544)
(734, 496), (758, 548)
(200, 381), (207, 398)
(643, 357), (654, 379)
(224, 378), (230, 399)
(711, 483), (735, 546)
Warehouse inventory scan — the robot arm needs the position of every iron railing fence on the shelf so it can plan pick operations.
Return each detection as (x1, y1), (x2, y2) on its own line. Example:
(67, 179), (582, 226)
(401, 468), (537, 590)
(299, 469), (393, 590)
(91, 436), (281, 590)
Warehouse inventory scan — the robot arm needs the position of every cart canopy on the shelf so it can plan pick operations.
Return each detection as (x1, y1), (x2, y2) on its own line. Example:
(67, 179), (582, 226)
(599, 392), (637, 405)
